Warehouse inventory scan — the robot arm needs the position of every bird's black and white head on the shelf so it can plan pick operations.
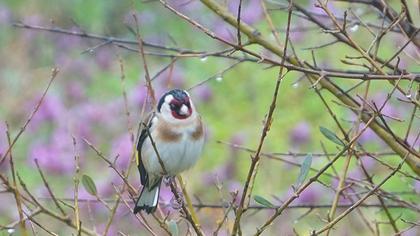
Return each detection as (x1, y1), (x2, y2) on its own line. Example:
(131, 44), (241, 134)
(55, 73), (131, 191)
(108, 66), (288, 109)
(157, 89), (196, 122)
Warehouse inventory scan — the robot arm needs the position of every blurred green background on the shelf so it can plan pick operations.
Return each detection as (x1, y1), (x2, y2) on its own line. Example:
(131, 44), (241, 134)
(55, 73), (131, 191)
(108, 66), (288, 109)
(0, 0), (419, 235)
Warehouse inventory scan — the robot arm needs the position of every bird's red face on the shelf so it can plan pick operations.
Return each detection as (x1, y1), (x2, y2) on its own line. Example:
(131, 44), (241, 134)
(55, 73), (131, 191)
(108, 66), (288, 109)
(169, 96), (192, 120)
(157, 89), (194, 120)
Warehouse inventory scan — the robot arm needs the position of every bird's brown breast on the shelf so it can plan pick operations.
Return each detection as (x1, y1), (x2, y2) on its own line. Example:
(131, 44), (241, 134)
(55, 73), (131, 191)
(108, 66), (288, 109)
(156, 116), (204, 142)
(156, 120), (182, 142)
(191, 117), (204, 141)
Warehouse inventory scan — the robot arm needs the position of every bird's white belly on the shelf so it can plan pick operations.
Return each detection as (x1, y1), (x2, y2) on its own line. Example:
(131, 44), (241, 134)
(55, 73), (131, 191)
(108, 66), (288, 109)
(142, 132), (204, 176)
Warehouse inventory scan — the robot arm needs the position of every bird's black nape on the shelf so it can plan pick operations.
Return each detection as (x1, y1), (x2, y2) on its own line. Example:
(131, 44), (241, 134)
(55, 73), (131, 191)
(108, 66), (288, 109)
(157, 89), (189, 112)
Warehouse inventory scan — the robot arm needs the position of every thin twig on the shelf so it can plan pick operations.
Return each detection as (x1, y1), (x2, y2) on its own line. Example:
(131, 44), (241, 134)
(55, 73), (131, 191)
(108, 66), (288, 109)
(311, 157), (408, 235)
(0, 68), (59, 165)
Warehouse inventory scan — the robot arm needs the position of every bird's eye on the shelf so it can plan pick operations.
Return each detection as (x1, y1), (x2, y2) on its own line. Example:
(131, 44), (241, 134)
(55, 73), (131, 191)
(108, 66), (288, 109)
(169, 103), (176, 110)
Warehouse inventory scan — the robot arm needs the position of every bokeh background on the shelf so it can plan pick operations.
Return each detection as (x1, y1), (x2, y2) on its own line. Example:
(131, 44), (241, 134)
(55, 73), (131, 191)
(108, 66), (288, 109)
(0, 0), (419, 235)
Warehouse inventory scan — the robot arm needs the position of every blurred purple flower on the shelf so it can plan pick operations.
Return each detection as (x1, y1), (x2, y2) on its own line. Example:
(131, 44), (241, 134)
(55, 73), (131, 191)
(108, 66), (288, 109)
(28, 95), (65, 131)
(78, 103), (108, 123)
(330, 179), (352, 204)
(21, 15), (43, 41)
(402, 227), (419, 236)
(66, 81), (86, 101)
(34, 185), (53, 199)
(97, 223), (117, 236)
(0, 122), (7, 171)
(89, 172), (129, 200)
(358, 155), (376, 171)
(371, 93), (400, 118)
(0, 159), (8, 172)
(159, 185), (172, 205)
(129, 85), (148, 109)
(158, 184), (180, 214)
(28, 129), (75, 174)
(55, 55), (93, 82)
(167, 0), (202, 12)
(67, 118), (92, 142)
(192, 84), (213, 103)
(0, 122), (5, 152)
(110, 134), (133, 170)
(407, 134), (420, 149)
(54, 31), (83, 52)
(289, 20), (305, 43)
(229, 132), (245, 156)
(392, 34), (420, 67)
(124, 11), (155, 27)
(296, 185), (321, 204)
(289, 122), (311, 147)
(228, 0), (263, 25)
(309, 0), (342, 17)
(0, 4), (11, 24)
(284, 183), (323, 204)
(29, 143), (69, 173)
(213, 21), (237, 42)
(202, 163), (236, 186)
(95, 49), (113, 70)
(348, 168), (363, 180)
(358, 127), (377, 144)
(414, 181), (420, 194)
(202, 133), (243, 185)
(228, 181), (242, 205)
(227, 181), (241, 193)
(0, 195), (16, 219)
(156, 68), (185, 89)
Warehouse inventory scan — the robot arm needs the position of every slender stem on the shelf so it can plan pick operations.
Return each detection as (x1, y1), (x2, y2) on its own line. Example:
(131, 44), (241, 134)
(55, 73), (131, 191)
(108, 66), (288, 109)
(72, 138), (81, 236)
(6, 124), (27, 236)
(312, 157), (407, 235)
(198, 0), (420, 176)
(177, 175), (200, 226)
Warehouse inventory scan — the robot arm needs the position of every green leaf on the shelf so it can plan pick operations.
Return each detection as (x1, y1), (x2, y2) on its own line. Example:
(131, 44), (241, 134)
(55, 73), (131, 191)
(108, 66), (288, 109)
(254, 195), (275, 208)
(82, 174), (97, 196)
(319, 126), (345, 146)
(167, 220), (179, 236)
(295, 153), (312, 187)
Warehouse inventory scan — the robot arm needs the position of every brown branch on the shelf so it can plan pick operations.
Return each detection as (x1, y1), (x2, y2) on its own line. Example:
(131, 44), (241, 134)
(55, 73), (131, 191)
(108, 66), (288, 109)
(16, 174), (98, 236)
(236, 0), (243, 46)
(34, 159), (67, 216)
(132, 13), (156, 106)
(72, 138), (81, 236)
(83, 138), (137, 195)
(231, 3), (293, 234)
(11, 22), (420, 82)
(198, 0), (420, 176)
(5, 123), (27, 235)
(32, 197), (418, 211)
(12, 22), (197, 53)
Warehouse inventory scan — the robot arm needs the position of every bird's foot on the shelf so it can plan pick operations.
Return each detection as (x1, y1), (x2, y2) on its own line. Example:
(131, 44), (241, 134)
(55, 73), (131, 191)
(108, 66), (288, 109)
(170, 195), (184, 210)
(163, 176), (176, 186)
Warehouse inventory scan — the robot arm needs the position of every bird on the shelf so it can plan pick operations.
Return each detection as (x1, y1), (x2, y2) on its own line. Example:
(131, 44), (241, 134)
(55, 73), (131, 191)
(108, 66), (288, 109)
(134, 89), (205, 214)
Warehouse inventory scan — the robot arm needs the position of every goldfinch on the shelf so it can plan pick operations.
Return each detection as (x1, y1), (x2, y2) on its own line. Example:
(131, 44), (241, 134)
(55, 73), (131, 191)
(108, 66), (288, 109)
(134, 89), (205, 214)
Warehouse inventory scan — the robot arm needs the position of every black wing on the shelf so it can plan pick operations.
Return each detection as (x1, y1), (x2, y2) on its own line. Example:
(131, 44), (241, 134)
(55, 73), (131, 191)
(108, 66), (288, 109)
(137, 112), (155, 186)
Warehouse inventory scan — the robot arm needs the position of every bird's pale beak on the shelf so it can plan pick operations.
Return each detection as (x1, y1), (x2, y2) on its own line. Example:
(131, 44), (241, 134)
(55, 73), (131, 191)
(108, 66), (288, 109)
(179, 104), (189, 116)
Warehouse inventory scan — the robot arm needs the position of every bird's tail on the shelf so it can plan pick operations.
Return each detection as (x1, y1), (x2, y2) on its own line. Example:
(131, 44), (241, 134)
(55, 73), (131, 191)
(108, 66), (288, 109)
(133, 180), (162, 214)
